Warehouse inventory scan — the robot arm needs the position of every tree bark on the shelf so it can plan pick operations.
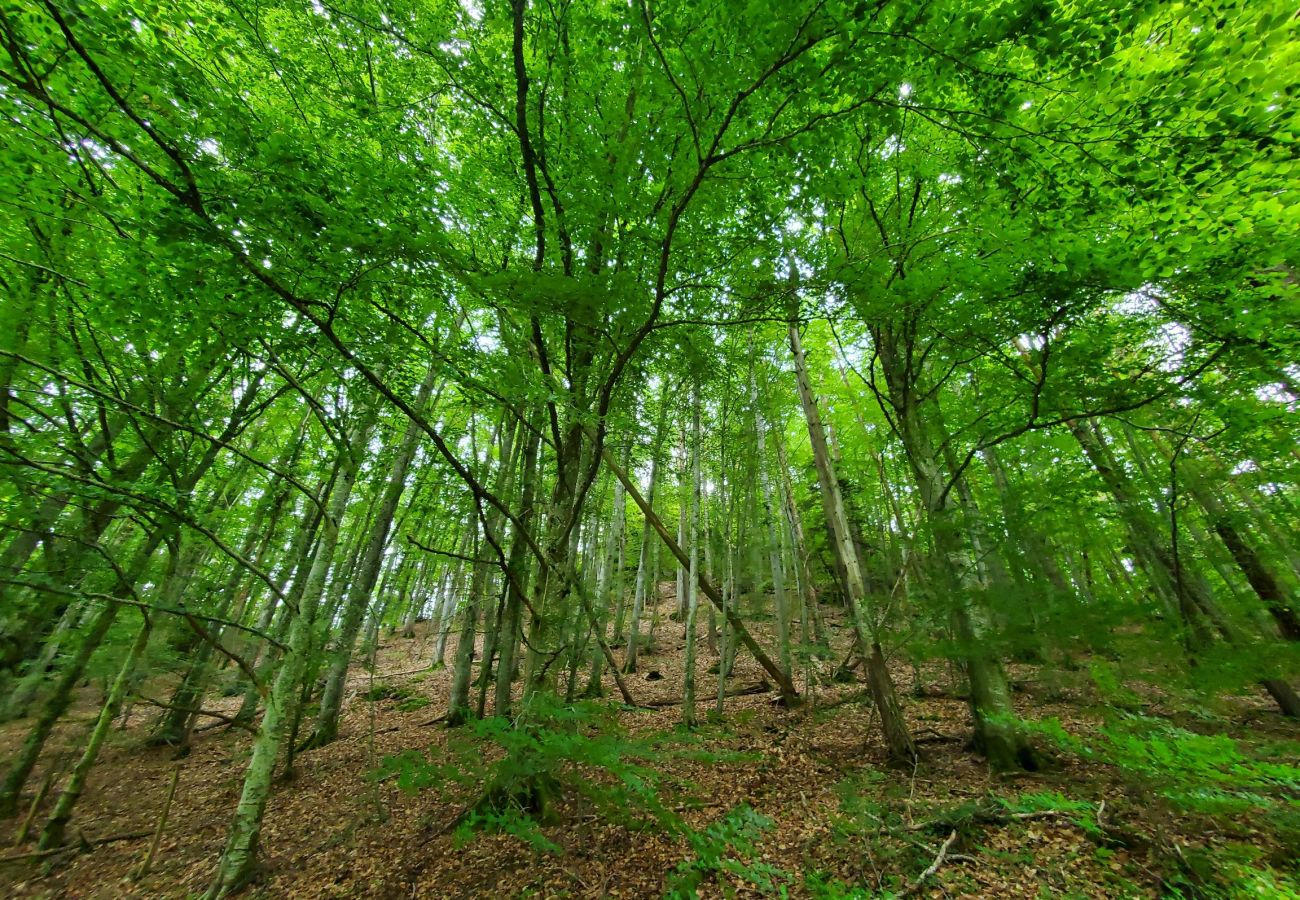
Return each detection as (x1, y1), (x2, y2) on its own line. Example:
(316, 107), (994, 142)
(38, 616), (151, 849)
(789, 323), (914, 762)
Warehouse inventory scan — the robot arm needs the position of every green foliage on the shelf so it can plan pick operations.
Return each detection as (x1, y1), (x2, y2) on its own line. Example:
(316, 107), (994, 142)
(375, 696), (680, 848)
(1097, 716), (1300, 819)
(361, 682), (419, 704)
(1087, 659), (1143, 710)
(394, 695), (431, 713)
(1023, 711), (1300, 892)
(997, 790), (1092, 818)
(803, 871), (871, 900)
(665, 805), (791, 899)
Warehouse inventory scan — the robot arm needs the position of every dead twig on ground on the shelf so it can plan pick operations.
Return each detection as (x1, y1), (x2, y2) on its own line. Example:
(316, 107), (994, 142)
(902, 829), (958, 896)
(0, 829), (152, 865)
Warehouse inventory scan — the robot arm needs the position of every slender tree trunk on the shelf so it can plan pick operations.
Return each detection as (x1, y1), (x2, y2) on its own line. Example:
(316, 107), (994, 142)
(676, 426), (688, 624)
(625, 384), (670, 672)
(0, 417), (228, 817)
(790, 323), (915, 762)
(1146, 436), (1300, 642)
(205, 407), (376, 897)
(0, 599), (120, 817)
(774, 435), (821, 648)
(37, 616), (151, 848)
(449, 418), (518, 725)
(308, 372), (438, 746)
(495, 414), (542, 719)
(585, 473), (624, 697)
(750, 361), (793, 676)
(597, 439), (799, 704)
(682, 386), (702, 725)
(232, 483), (331, 728)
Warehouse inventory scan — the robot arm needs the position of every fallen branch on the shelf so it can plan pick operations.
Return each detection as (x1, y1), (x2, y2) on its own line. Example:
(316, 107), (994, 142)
(638, 681), (773, 708)
(133, 765), (179, 879)
(906, 806), (1079, 832)
(903, 829), (957, 896)
(135, 695), (256, 733)
(914, 726), (962, 744)
(374, 666), (435, 679)
(0, 829), (152, 864)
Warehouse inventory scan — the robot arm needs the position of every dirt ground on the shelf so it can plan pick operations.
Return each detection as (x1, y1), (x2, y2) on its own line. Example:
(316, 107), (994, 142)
(0, 585), (1291, 898)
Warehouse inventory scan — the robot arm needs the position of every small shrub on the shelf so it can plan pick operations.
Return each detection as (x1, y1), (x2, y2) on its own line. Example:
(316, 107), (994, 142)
(362, 682), (414, 703)
(395, 695), (431, 713)
(665, 805), (791, 898)
(374, 695), (681, 848)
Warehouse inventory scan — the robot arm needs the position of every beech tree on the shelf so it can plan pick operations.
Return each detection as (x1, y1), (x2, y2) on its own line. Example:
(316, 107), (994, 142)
(0, 0), (1295, 895)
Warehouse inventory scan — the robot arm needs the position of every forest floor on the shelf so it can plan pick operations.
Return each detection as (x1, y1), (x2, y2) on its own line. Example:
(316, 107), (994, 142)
(1, 585), (1296, 899)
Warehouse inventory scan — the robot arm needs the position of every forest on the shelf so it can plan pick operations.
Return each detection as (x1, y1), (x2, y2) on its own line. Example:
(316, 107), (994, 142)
(0, 0), (1297, 896)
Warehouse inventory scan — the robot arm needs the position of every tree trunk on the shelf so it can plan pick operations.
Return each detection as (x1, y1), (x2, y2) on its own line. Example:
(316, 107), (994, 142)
(625, 385), (670, 673)
(597, 438), (799, 705)
(682, 386), (702, 726)
(205, 408), (375, 897)
(449, 417), (518, 725)
(789, 322), (914, 762)
(495, 414), (542, 719)
(38, 616), (151, 849)
(750, 360), (793, 676)
(308, 371), (438, 747)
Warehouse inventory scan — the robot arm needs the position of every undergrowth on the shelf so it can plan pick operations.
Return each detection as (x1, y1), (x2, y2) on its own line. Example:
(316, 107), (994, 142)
(373, 697), (801, 897)
(1019, 710), (1300, 897)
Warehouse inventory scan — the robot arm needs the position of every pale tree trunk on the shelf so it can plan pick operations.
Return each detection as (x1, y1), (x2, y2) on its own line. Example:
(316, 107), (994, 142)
(476, 580), (508, 717)
(471, 427), (510, 713)
(2, 351), (255, 678)
(132, 461), (263, 747)
(597, 440), (799, 704)
(495, 415), (542, 719)
(878, 324), (1040, 768)
(1068, 419), (1217, 644)
(156, 427), (304, 751)
(0, 598), (120, 817)
(0, 602), (79, 723)
(522, 414), (593, 702)
(1147, 434), (1300, 643)
(447, 523), (487, 720)
(789, 322), (914, 763)
(702, 492), (718, 656)
(774, 434), (821, 648)
(625, 386), (670, 673)
(37, 616), (151, 848)
(563, 517), (595, 701)
(205, 407), (376, 898)
(610, 464), (631, 643)
(682, 385), (702, 726)
(433, 530), (473, 667)
(449, 418), (519, 725)
(933, 432), (1036, 659)
(399, 554), (425, 638)
(308, 371), (439, 747)
(980, 447), (1072, 597)
(716, 534), (735, 713)
(676, 423), (688, 623)
(232, 480), (332, 728)
(585, 472), (625, 697)
(0, 431), (147, 675)
(0, 385), (247, 814)
(1222, 471), (1300, 584)
(749, 360), (793, 676)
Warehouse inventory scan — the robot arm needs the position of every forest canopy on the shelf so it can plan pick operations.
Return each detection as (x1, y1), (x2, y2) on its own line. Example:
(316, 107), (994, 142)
(0, 0), (1297, 896)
